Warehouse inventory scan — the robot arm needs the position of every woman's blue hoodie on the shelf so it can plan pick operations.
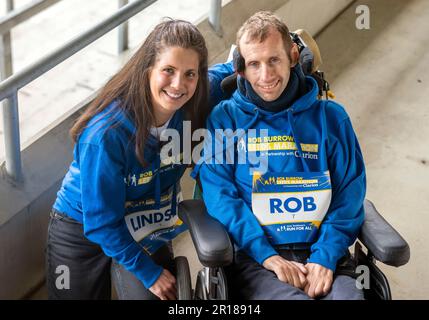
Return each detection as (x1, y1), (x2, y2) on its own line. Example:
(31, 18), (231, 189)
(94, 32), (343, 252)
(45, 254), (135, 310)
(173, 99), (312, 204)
(53, 103), (188, 288)
(197, 76), (366, 271)
(53, 62), (234, 289)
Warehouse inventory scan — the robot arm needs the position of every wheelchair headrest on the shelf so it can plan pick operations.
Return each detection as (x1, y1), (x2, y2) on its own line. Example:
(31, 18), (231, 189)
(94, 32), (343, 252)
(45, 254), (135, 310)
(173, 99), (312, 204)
(291, 29), (322, 73)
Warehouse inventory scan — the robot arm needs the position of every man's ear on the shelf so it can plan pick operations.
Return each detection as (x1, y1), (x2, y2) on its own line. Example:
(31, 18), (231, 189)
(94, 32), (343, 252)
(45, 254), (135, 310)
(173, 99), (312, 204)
(233, 47), (246, 76)
(290, 43), (300, 67)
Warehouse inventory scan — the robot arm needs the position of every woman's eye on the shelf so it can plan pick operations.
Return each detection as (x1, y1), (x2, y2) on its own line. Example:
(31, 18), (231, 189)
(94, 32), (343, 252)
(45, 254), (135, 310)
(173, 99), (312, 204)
(163, 68), (174, 74)
(186, 71), (196, 78)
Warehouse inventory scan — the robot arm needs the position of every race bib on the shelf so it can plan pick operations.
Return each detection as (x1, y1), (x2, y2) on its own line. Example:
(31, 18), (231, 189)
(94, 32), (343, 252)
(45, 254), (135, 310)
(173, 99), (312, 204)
(251, 171), (331, 245)
(124, 187), (186, 254)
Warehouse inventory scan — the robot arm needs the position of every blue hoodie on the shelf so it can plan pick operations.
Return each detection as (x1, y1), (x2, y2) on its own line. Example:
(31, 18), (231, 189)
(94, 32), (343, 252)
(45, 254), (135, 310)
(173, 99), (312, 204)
(53, 61), (234, 289)
(196, 76), (366, 272)
(54, 103), (188, 288)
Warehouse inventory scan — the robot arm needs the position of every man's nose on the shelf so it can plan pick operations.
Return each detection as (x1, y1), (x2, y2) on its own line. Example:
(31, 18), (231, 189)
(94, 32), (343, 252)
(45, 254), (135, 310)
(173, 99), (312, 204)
(260, 64), (275, 82)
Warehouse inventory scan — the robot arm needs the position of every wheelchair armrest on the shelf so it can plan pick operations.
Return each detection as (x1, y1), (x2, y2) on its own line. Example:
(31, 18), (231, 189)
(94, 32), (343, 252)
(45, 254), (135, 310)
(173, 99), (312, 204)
(358, 199), (410, 267)
(178, 199), (233, 268)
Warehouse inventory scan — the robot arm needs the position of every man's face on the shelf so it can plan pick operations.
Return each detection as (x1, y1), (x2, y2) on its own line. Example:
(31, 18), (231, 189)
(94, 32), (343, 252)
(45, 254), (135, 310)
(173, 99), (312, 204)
(239, 29), (297, 102)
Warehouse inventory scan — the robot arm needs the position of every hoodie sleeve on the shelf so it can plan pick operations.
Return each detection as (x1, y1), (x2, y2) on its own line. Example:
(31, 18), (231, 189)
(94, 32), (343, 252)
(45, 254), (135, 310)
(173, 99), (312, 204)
(78, 140), (163, 289)
(308, 117), (366, 271)
(196, 107), (278, 265)
(208, 61), (234, 108)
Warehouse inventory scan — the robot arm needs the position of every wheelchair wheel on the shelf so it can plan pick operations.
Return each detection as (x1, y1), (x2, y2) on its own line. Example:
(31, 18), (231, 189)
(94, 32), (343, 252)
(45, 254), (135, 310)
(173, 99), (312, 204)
(194, 270), (207, 300)
(174, 256), (192, 300)
(194, 267), (228, 300)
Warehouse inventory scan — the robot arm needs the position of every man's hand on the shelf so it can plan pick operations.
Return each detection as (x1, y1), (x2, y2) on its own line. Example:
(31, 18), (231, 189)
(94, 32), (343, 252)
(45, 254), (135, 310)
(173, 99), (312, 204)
(262, 255), (308, 289)
(149, 269), (177, 300)
(304, 263), (334, 298)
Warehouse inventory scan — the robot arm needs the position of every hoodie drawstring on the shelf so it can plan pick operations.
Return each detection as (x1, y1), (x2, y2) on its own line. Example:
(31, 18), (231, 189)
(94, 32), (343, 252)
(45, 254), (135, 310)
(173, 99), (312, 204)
(196, 108), (261, 169)
(171, 183), (177, 216)
(154, 152), (161, 209)
(287, 109), (310, 172)
(244, 108), (262, 132)
(155, 143), (178, 213)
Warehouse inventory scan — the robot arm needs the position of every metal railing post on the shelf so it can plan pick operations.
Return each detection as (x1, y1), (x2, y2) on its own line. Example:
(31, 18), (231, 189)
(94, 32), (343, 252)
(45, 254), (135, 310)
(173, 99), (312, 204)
(2, 92), (22, 181)
(1, 0), (14, 79)
(118, 0), (129, 53)
(0, 0), (156, 102)
(6, 0), (14, 12)
(1, 0), (22, 181)
(0, 0), (156, 181)
(1, 1), (62, 182)
(208, 0), (222, 37)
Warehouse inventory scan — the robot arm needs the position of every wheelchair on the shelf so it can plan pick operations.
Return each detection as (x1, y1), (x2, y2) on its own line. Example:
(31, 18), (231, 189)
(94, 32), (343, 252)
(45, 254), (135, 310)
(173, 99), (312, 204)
(176, 191), (410, 300)
(173, 31), (410, 300)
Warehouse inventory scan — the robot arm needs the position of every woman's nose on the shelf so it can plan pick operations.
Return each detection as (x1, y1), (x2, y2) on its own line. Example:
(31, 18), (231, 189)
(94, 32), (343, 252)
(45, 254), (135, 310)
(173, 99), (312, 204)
(170, 74), (184, 90)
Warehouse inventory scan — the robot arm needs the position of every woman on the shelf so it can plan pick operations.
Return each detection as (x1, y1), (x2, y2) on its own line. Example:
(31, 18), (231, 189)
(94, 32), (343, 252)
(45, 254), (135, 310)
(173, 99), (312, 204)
(46, 19), (211, 300)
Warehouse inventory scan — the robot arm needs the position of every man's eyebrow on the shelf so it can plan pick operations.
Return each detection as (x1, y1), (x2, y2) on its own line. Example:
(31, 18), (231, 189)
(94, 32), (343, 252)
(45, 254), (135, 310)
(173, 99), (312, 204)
(246, 55), (279, 63)
(246, 59), (258, 64)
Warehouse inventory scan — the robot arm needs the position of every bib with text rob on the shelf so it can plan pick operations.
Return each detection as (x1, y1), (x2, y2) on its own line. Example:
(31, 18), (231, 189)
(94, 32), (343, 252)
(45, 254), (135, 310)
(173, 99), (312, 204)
(251, 171), (332, 245)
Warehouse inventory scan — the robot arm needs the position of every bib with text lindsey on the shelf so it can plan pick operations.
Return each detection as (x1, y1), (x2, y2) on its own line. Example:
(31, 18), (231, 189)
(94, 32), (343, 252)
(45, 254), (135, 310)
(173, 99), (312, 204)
(251, 171), (332, 245)
(124, 186), (186, 255)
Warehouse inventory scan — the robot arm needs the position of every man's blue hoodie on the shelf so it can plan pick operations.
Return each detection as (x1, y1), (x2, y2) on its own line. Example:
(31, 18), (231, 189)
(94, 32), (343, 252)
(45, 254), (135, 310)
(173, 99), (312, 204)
(196, 76), (366, 272)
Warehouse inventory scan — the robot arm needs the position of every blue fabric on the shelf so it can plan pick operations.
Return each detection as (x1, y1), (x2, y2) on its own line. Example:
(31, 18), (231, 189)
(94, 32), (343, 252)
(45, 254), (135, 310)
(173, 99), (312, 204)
(195, 76), (366, 272)
(208, 61), (235, 108)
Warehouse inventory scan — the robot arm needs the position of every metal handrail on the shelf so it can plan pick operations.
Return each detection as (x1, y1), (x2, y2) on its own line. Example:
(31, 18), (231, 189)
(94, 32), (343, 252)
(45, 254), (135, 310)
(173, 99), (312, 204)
(0, 0), (156, 181)
(0, 0), (222, 182)
(0, 0), (61, 35)
(1, 0), (128, 79)
(0, 0), (156, 102)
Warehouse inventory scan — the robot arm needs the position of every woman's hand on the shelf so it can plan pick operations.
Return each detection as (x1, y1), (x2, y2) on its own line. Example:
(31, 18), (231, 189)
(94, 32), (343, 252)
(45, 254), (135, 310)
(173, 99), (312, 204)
(263, 255), (308, 289)
(149, 269), (177, 300)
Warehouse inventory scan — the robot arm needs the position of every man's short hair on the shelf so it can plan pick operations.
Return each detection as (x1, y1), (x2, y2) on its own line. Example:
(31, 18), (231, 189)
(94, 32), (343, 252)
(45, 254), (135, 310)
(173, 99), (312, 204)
(236, 11), (294, 60)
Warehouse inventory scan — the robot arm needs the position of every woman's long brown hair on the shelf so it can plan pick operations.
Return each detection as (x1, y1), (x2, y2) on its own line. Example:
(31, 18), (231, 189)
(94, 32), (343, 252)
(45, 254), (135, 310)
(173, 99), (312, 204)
(70, 19), (209, 165)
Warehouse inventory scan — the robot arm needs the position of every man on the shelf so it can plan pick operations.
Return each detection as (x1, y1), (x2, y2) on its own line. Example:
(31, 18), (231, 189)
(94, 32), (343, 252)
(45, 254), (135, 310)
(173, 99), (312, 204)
(194, 11), (366, 299)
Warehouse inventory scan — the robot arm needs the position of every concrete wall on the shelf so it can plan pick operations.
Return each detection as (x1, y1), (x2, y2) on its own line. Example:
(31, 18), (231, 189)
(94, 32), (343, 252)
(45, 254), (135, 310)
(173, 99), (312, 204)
(0, 95), (94, 299)
(0, 0), (354, 299)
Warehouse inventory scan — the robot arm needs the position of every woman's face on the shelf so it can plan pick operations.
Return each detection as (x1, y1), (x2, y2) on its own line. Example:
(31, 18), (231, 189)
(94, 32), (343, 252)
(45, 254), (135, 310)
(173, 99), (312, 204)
(149, 46), (199, 126)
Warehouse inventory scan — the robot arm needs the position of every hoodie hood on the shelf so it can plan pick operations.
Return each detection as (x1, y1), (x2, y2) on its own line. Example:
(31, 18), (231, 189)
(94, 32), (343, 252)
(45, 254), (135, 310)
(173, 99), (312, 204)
(230, 76), (320, 173)
(192, 75), (322, 177)
(237, 64), (308, 113)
